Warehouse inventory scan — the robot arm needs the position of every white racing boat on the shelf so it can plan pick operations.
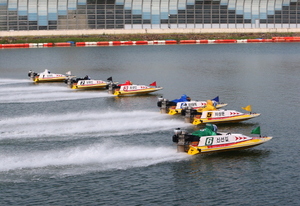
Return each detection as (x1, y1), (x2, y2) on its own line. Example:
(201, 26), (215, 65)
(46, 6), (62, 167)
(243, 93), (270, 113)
(28, 69), (71, 83)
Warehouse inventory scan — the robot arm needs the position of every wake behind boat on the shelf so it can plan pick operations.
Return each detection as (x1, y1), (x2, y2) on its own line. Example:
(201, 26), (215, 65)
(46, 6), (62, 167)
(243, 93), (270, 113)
(109, 81), (163, 96)
(172, 125), (272, 155)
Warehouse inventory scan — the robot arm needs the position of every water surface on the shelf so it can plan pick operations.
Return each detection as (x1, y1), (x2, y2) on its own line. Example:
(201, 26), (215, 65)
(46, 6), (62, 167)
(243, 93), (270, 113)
(0, 43), (299, 205)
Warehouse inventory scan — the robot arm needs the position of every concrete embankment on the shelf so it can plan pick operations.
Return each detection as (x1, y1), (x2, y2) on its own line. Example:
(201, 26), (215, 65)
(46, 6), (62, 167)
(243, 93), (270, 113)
(2, 28), (300, 37)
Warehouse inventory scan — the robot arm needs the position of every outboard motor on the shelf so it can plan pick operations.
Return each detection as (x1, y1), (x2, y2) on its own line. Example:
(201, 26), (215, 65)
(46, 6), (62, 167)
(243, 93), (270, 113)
(65, 77), (75, 87)
(107, 83), (119, 94)
(173, 128), (200, 153)
(157, 96), (164, 107)
(181, 106), (199, 123)
(172, 128), (190, 152)
(106, 77), (115, 91)
(157, 96), (170, 114)
(107, 82), (114, 94)
(28, 70), (38, 80)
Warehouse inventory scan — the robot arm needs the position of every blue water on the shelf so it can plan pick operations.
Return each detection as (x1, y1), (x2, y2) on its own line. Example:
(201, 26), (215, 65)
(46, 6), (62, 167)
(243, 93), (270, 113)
(0, 43), (300, 205)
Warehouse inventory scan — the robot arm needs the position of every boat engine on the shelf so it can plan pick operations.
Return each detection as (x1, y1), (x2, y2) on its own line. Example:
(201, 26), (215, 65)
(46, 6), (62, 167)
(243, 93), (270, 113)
(157, 97), (177, 113)
(107, 82), (120, 94)
(157, 96), (170, 113)
(173, 128), (187, 152)
(181, 106), (201, 123)
(28, 70), (38, 79)
(64, 77), (78, 87)
(173, 128), (200, 152)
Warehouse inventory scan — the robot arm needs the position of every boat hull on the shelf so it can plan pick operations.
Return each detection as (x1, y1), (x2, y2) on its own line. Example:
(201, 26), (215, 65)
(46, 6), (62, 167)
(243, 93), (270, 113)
(168, 103), (228, 115)
(71, 83), (107, 89)
(192, 113), (261, 125)
(114, 87), (163, 96)
(187, 137), (272, 155)
(34, 76), (66, 83)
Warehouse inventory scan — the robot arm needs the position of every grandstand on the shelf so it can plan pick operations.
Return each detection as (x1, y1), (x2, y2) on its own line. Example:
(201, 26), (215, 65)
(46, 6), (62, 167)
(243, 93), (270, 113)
(1, 0), (300, 35)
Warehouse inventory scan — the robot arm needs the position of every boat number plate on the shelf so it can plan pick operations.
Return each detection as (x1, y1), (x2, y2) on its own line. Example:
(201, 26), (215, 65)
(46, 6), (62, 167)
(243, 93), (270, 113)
(205, 137), (214, 145)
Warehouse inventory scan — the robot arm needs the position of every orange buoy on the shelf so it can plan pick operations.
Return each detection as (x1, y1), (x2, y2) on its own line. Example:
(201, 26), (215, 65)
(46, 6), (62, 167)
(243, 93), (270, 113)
(214, 39), (237, 43)
(55, 42), (71, 47)
(76, 42), (86, 46)
(97, 42), (109, 46)
(247, 39), (263, 42)
(112, 41), (121, 45)
(165, 40), (177, 44)
(199, 40), (208, 43)
(135, 41), (148, 45)
(180, 40), (196, 44)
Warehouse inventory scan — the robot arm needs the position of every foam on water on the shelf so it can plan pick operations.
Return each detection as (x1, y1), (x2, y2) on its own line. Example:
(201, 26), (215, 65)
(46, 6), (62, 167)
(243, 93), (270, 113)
(0, 80), (111, 103)
(0, 110), (187, 140)
(0, 140), (190, 182)
(0, 78), (190, 181)
(0, 78), (30, 85)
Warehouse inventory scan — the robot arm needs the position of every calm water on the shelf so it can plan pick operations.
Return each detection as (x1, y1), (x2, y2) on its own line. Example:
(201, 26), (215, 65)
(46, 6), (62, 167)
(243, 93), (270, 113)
(0, 43), (300, 205)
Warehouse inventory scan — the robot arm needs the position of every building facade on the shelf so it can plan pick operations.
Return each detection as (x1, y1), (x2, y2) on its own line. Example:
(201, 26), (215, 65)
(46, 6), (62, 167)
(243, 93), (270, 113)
(1, 0), (300, 31)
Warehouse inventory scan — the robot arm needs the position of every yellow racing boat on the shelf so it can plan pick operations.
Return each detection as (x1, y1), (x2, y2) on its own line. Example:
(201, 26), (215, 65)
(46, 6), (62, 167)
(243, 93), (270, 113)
(168, 102), (228, 115)
(191, 110), (260, 125)
(157, 95), (227, 115)
(172, 126), (272, 155)
(110, 81), (163, 96)
(28, 69), (70, 83)
(182, 105), (260, 125)
(65, 76), (114, 90)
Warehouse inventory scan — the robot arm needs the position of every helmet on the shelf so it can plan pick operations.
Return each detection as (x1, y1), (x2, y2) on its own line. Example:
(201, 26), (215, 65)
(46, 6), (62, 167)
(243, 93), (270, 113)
(206, 100), (213, 105)
(205, 123), (214, 131)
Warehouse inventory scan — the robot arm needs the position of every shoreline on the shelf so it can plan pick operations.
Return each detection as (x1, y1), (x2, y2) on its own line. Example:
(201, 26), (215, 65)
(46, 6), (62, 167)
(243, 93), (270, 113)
(1, 28), (300, 44)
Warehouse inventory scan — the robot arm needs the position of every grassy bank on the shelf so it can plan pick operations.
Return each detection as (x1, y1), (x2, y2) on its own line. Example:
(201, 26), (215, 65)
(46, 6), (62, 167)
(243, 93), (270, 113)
(1, 32), (299, 44)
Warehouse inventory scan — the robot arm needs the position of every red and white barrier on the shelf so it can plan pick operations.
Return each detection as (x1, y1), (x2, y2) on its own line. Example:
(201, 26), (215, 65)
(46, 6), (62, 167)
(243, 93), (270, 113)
(2, 37), (300, 49)
(1, 43), (29, 48)
(54, 42), (72, 47)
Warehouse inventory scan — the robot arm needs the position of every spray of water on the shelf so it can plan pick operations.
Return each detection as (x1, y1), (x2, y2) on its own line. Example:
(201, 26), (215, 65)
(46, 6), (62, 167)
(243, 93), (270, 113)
(0, 140), (188, 174)
(0, 84), (111, 103)
(0, 78), (30, 85)
(0, 79), (191, 179)
(0, 110), (187, 140)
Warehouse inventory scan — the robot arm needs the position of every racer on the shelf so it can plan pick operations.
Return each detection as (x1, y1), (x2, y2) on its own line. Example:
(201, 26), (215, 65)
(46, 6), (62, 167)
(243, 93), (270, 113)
(197, 99), (217, 112)
(84, 75), (90, 80)
(186, 123), (218, 141)
(118, 80), (132, 86)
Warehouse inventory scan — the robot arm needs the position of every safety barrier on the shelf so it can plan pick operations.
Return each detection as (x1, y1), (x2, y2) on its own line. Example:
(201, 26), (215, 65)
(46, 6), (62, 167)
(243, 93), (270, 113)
(272, 37), (300, 42)
(1, 37), (300, 49)
(54, 42), (72, 47)
(0, 43), (29, 48)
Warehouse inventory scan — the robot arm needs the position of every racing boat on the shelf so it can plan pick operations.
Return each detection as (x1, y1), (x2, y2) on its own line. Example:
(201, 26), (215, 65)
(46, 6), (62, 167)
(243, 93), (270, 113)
(109, 81), (163, 96)
(182, 105), (260, 125)
(65, 76), (115, 90)
(28, 69), (71, 83)
(157, 95), (227, 115)
(172, 126), (272, 155)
